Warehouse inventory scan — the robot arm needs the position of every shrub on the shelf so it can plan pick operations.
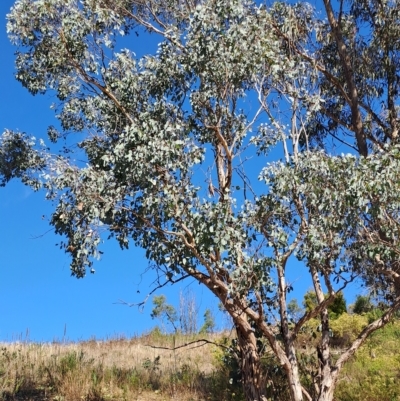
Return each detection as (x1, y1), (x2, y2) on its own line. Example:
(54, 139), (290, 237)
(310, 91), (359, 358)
(330, 313), (368, 346)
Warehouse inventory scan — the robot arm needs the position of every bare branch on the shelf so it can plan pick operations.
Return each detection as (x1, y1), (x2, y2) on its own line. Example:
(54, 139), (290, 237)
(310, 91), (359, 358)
(144, 337), (233, 352)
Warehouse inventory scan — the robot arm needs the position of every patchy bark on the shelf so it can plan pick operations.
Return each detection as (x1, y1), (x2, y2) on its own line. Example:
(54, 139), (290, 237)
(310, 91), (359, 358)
(236, 326), (268, 401)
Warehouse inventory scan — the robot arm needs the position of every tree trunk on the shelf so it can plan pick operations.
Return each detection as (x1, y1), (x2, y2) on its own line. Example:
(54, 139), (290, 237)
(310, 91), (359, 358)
(236, 326), (268, 401)
(310, 264), (336, 401)
(276, 260), (304, 401)
(284, 342), (304, 401)
(316, 310), (336, 401)
(317, 376), (335, 401)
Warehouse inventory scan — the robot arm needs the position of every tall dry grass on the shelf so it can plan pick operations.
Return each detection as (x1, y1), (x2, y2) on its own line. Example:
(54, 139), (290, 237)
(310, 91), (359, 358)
(0, 330), (240, 401)
(4, 317), (397, 401)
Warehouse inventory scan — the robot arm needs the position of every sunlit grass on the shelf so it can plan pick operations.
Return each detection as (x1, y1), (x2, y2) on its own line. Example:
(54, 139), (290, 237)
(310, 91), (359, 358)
(2, 321), (400, 400)
(0, 329), (240, 401)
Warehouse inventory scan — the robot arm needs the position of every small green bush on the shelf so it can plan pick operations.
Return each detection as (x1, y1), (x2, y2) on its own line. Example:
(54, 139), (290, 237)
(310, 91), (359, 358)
(330, 313), (368, 346)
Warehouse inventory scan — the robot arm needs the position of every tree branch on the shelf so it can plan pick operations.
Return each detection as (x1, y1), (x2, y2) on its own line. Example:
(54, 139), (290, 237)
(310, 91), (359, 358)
(145, 337), (233, 352)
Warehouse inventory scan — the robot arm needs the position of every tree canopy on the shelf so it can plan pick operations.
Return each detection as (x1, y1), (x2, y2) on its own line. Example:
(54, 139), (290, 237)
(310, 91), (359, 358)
(303, 291), (346, 318)
(2, 0), (400, 400)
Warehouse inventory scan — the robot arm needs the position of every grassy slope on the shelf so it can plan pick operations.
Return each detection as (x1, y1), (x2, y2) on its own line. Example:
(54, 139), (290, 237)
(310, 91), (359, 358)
(0, 330), (240, 401)
(1, 320), (400, 401)
(334, 321), (400, 401)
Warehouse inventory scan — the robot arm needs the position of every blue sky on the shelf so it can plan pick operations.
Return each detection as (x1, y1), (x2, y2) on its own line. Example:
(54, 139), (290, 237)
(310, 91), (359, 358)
(0, 0), (363, 343)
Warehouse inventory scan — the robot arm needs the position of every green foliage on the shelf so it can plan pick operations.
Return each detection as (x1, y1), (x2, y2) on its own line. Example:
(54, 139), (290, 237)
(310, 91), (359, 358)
(302, 291), (347, 319)
(211, 337), (243, 397)
(335, 322), (400, 401)
(328, 292), (347, 319)
(303, 291), (318, 313)
(142, 355), (162, 388)
(58, 350), (85, 376)
(353, 295), (374, 315)
(212, 336), (291, 401)
(287, 299), (303, 322)
(151, 295), (178, 333)
(0, 131), (45, 189)
(329, 313), (368, 346)
(200, 309), (215, 334)
(366, 308), (385, 324)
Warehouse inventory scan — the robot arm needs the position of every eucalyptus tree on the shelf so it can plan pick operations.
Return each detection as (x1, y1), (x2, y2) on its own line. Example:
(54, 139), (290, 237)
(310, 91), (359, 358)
(2, 0), (400, 400)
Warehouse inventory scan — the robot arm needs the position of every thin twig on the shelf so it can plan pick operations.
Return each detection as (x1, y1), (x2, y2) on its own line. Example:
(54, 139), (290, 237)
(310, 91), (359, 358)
(145, 338), (232, 352)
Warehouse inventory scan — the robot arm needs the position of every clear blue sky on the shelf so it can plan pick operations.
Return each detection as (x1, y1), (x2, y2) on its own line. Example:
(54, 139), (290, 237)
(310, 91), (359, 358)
(0, 0), (362, 343)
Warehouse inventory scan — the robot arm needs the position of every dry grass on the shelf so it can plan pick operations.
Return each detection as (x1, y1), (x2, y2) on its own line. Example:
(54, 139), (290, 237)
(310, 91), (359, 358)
(0, 330), (240, 401)
(5, 318), (397, 401)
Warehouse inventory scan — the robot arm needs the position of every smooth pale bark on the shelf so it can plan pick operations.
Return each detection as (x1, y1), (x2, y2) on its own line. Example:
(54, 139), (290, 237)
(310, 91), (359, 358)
(284, 341), (304, 401)
(310, 264), (335, 401)
(277, 260), (304, 401)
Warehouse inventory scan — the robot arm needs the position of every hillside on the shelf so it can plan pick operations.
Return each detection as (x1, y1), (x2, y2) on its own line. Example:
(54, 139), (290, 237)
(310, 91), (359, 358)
(1, 320), (400, 401)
